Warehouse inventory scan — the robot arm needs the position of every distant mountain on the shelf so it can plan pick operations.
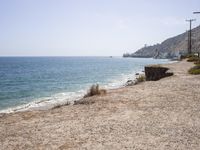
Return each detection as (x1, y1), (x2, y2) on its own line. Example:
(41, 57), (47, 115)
(124, 25), (200, 58)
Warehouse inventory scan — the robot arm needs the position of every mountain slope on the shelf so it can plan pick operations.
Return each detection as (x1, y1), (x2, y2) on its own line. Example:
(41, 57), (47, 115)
(124, 25), (200, 58)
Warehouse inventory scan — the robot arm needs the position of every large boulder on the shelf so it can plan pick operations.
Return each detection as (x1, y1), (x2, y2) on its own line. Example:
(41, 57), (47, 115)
(145, 65), (173, 81)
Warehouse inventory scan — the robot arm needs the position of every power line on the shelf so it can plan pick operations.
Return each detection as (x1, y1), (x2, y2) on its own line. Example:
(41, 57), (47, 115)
(186, 19), (196, 54)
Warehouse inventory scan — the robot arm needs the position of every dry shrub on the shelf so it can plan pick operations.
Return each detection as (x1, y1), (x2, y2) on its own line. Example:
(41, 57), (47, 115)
(194, 60), (200, 65)
(136, 74), (146, 83)
(84, 84), (106, 98)
(187, 56), (200, 62)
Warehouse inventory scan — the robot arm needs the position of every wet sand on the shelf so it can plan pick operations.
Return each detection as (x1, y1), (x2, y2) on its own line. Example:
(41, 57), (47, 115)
(1, 60), (200, 150)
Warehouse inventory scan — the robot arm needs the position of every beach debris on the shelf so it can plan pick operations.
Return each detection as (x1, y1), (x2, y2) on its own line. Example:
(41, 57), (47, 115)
(53, 101), (71, 109)
(74, 99), (95, 105)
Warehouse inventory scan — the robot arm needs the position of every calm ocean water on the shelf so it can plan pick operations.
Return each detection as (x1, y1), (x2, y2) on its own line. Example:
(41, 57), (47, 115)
(0, 57), (170, 112)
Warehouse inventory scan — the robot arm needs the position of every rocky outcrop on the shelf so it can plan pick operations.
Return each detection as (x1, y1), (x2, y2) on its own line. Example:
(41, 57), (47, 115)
(145, 65), (173, 81)
(124, 25), (200, 59)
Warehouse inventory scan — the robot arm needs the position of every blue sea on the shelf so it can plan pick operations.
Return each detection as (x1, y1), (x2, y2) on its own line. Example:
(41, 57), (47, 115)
(0, 57), (170, 113)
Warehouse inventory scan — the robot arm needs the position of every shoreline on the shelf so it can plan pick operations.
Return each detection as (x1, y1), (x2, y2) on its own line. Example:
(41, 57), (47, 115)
(1, 60), (200, 149)
(0, 59), (175, 114)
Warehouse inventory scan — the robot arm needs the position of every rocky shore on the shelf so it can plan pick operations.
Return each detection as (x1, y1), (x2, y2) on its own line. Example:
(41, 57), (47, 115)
(1, 60), (200, 149)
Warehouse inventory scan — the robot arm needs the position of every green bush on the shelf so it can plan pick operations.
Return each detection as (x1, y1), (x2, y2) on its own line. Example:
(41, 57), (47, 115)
(188, 66), (200, 75)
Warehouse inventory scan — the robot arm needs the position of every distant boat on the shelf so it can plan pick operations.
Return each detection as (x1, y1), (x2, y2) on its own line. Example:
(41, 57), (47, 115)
(109, 56), (113, 58)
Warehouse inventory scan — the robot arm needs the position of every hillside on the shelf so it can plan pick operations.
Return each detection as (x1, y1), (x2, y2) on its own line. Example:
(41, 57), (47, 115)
(124, 25), (200, 58)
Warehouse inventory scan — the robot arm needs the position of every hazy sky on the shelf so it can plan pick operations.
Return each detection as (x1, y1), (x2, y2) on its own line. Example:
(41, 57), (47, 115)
(0, 0), (200, 56)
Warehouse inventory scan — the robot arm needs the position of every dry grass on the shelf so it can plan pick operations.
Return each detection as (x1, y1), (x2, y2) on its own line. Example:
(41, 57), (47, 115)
(84, 84), (106, 98)
(187, 56), (200, 62)
(194, 60), (200, 65)
(136, 74), (145, 82)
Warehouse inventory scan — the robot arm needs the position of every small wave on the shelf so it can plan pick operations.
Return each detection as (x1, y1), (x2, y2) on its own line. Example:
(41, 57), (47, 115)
(0, 72), (138, 114)
(103, 70), (144, 89)
(0, 89), (86, 114)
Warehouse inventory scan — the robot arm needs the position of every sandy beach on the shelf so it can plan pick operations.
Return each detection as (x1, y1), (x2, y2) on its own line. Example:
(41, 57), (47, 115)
(1, 60), (200, 150)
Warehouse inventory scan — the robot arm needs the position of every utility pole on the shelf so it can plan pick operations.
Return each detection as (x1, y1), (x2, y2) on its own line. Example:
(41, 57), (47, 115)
(193, 11), (200, 57)
(186, 30), (190, 53)
(186, 19), (196, 54)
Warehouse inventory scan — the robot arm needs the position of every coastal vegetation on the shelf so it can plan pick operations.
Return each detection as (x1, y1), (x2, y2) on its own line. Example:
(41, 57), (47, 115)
(187, 55), (200, 62)
(136, 74), (146, 83)
(187, 54), (200, 75)
(188, 66), (200, 74)
(194, 60), (200, 65)
(84, 84), (107, 98)
(74, 84), (107, 105)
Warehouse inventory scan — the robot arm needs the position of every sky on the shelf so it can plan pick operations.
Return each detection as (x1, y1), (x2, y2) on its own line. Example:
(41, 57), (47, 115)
(0, 0), (200, 56)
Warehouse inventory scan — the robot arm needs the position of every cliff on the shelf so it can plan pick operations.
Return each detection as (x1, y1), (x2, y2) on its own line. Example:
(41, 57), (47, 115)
(124, 25), (200, 58)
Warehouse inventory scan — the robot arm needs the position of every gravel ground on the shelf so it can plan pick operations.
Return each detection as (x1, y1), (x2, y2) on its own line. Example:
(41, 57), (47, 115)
(0, 60), (200, 150)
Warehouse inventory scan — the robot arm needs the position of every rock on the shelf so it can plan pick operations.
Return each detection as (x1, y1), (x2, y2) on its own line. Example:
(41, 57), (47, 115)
(125, 80), (136, 86)
(135, 73), (139, 75)
(145, 65), (173, 81)
(193, 65), (200, 69)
